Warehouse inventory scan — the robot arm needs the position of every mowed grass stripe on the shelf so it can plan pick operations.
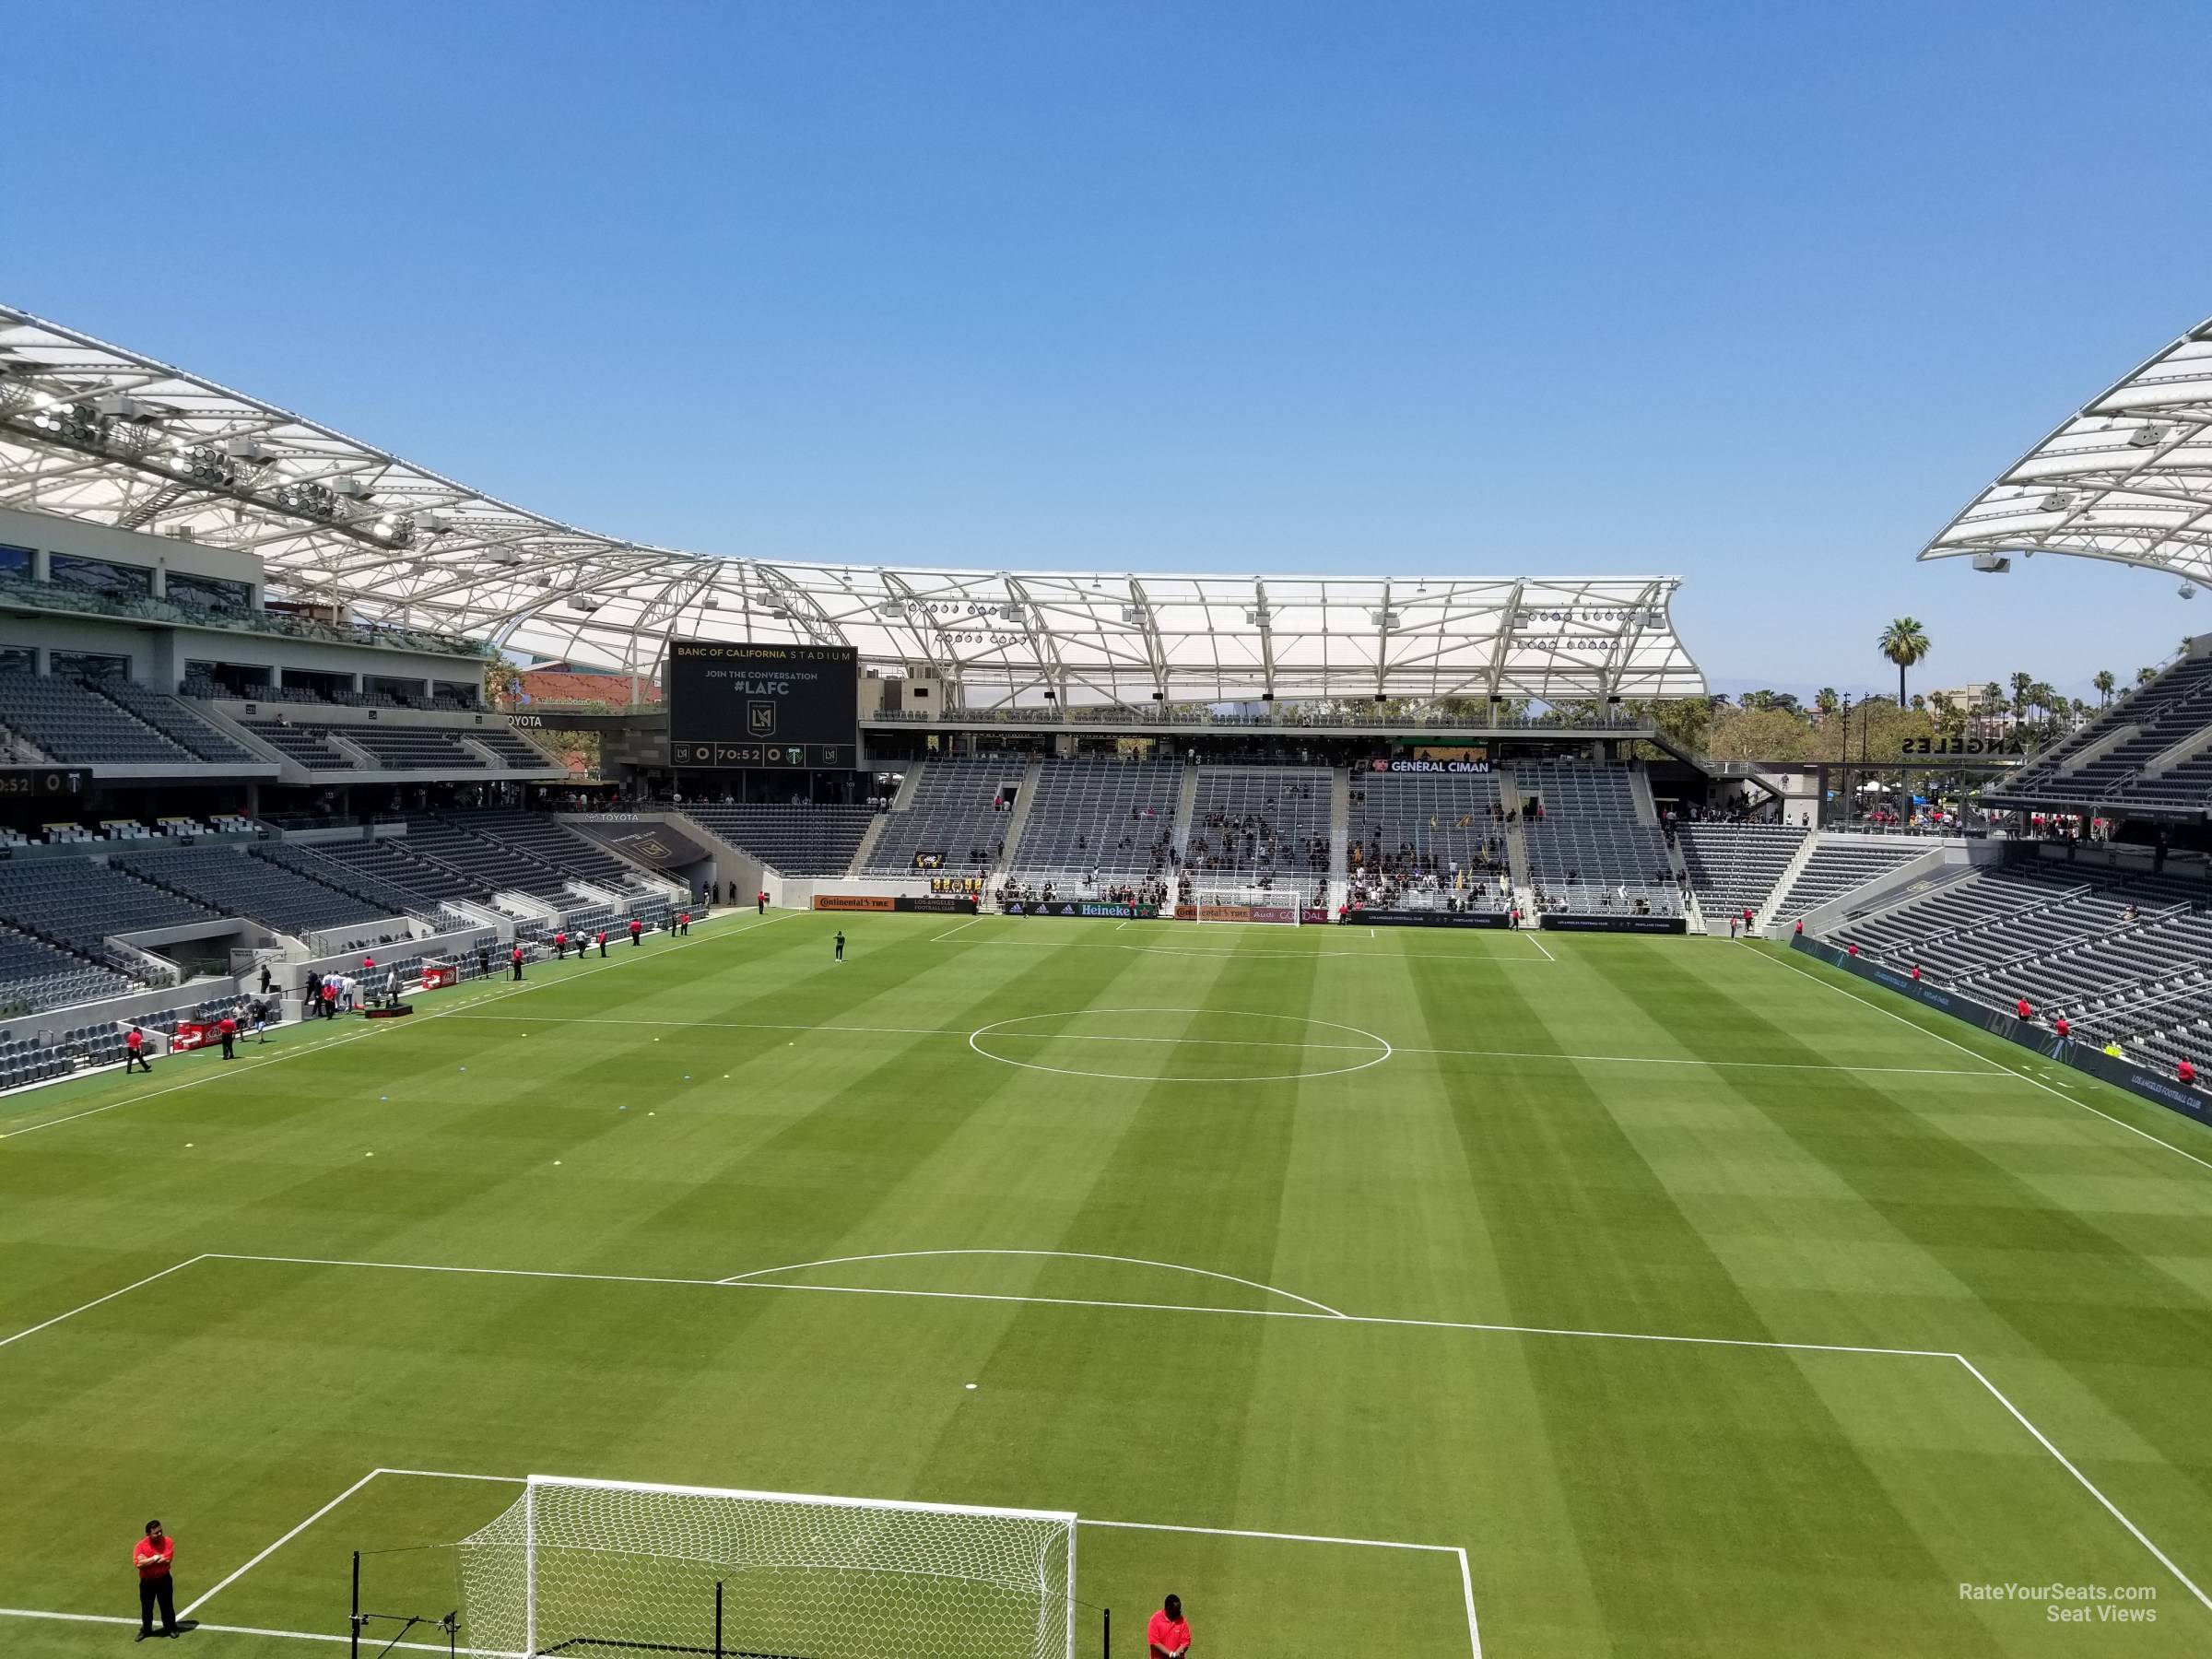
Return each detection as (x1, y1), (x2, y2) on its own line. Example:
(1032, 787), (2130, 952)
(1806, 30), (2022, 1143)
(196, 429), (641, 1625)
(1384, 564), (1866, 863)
(1588, 942), (2212, 1610)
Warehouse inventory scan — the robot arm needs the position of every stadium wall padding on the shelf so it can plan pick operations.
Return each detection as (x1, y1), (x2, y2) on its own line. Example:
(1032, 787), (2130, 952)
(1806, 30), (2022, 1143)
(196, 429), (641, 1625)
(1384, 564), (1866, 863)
(1787, 935), (2211, 1131)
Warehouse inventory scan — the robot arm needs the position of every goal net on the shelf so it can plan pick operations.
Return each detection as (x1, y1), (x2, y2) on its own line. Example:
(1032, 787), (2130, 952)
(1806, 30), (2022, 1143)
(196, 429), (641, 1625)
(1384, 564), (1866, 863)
(455, 1474), (1077, 1659)
(1194, 888), (1301, 924)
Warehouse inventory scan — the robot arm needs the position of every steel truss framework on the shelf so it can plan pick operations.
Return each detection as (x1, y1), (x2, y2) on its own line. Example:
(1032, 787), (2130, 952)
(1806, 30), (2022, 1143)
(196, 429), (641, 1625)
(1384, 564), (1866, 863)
(1921, 314), (2212, 586)
(0, 304), (1703, 707)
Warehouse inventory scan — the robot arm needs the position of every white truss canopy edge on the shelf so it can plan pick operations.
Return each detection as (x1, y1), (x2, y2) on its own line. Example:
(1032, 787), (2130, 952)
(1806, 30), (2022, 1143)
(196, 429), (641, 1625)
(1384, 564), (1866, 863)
(0, 303), (1703, 705)
(1920, 314), (2212, 586)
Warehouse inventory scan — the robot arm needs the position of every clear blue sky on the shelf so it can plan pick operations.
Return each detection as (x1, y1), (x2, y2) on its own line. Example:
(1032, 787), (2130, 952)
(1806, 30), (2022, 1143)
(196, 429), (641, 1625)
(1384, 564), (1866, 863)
(10, 1), (2206, 700)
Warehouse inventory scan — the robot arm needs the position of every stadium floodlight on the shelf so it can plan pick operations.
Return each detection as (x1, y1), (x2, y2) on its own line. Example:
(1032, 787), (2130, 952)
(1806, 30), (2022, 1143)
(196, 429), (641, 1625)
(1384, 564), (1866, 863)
(454, 1473), (1078, 1659)
(1244, 606), (1272, 627)
(2127, 423), (2166, 449)
(2041, 490), (2075, 512)
(1972, 552), (2011, 574)
(1370, 608), (1400, 630)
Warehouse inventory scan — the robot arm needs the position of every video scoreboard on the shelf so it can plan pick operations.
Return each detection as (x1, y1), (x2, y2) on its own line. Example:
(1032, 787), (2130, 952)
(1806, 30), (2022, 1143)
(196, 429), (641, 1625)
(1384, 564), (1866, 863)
(667, 641), (859, 770)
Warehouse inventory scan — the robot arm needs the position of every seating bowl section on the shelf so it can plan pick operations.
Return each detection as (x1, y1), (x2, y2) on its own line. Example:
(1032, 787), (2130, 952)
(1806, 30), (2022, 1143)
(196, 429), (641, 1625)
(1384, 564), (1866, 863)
(1347, 771), (1510, 908)
(116, 846), (400, 937)
(1831, 859), (2211, 1079)
(1766, 841), (1926, 927)
(1006, 759), (1182, 878)
(1187, 767), (1331, 884)
(1989, 653), (2212, 815)
(1677, 823), (1807, 924)
(0, 925), (136, 1014)
(864, 759), (1029, 876)
(0, 859), (218, 958)
(682, 805), (878, 876)
(1516, 764), (1674, 903)
(0, 673), (196, 767)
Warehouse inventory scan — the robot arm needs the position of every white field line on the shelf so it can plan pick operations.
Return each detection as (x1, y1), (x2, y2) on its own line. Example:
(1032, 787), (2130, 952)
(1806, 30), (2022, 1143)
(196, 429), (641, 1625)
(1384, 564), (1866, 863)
(931, 917), (982, 942)
(191, 1250), (1959, 1359)
(436, 1010), (1999, 1079)
(1750, 945), (2212, 1175)
(0, 1606), (495, 1654)
(716, 1248), (1348, 1317)
(1523, 931), (1555, 961)
(947, 934), (1552, 962)
(181, 1469), (383, 1617)
(0, 910), (796, 1141)
(1457, 1547), (1483, 1659)
(1954, 1357), (2212, 1616)
(334, 1467), (1480, 1659)
(0, 1254), (206, 1351)
(6, 1261), (2204, 1632)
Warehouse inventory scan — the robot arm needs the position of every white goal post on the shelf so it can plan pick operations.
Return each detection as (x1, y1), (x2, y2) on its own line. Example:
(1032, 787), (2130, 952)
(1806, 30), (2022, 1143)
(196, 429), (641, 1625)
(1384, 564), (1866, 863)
(1194, 888), (1301, 924)
(456, 1473), (1077, 1659)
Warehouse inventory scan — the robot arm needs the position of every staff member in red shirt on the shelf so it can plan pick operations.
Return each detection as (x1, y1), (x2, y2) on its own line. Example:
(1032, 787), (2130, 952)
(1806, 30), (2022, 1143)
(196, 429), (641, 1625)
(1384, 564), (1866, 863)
(757, 888), (768, 916)
(510, 945), (525, 982)
(1147, 1593), (1191, 1659)
(124, 1027), (153, 1075)
(595, 929), (608, 958)
(217, 1014), (238, 1060)
(135, 1519), (180, 1640)
(629, 916), (643, 947)
(555, 930), (569, 959)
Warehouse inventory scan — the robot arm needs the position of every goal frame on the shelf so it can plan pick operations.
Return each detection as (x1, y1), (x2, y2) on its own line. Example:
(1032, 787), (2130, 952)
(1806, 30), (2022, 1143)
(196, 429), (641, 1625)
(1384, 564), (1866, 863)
(513, 1472), (1078, 1659)
(1194, 888), (1302, 925)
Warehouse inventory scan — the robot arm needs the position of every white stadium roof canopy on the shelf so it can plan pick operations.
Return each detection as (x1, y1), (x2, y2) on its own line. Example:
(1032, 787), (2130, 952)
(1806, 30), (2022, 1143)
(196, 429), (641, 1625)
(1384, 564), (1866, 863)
(0, 303), (1703, 707)
(1921, 314), (2212, 586)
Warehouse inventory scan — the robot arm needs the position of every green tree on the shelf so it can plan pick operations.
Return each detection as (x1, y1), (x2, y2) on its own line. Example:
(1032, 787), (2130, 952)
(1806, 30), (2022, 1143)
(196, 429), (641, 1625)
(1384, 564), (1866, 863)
(2093, 669), (2116, 706)
(483, 650), (524, 711)
(1814, 687), (1840, 720)
(2136, 666), (2158, 688)
(2009, 671), (2034, 719)
(1877, 618), (1932, 708)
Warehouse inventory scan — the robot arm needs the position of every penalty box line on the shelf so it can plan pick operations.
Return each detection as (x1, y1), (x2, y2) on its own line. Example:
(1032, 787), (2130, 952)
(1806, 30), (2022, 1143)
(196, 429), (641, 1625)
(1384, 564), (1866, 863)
(4, 1252), (2206, 1621)
(41, 1465), (1480, 1659)
(181, 1468), (1486, 1659)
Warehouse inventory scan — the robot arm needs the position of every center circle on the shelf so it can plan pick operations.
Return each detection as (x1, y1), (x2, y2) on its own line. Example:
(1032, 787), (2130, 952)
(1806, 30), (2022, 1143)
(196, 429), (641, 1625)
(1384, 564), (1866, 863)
(968, 1008), (1393, 1084)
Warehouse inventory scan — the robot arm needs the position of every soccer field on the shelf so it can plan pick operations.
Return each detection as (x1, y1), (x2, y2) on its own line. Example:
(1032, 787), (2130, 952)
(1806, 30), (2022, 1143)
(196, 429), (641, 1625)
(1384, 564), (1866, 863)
(4, 910), (2208, 1656)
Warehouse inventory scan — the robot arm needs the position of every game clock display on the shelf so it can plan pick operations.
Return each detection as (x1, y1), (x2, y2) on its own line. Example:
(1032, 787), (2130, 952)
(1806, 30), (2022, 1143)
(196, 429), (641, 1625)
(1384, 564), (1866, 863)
(671, 741), (853, 769)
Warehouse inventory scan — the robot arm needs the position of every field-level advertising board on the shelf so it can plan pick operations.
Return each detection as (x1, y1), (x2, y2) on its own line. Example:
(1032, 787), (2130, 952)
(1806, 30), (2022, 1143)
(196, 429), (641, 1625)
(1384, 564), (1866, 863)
(456, 1473), (1078, 1659)
(668, 641), (860, 769)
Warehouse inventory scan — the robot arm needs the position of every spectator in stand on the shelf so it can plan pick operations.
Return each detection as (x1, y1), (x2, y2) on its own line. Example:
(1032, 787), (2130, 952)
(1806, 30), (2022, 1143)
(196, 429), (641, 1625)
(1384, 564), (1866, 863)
(2179, 1058), (2197, 1088)
(2016, 996), (2033, 1023)
(1910, 965), (1922, 982)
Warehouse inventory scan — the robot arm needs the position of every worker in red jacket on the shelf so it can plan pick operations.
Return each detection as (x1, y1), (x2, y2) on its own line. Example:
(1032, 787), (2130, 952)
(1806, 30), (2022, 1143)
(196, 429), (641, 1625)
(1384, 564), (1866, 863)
(124, 1026), (152, 1075)
(2017, 996), (2033, 1023)
(510, 945), (524, 982)
(595, 930), (607, 958)
(757, 888), (768, 915)
(554, 929), (569, 959)
(2180, 1058), (2198, 1088)
(629, 917), (643, 947)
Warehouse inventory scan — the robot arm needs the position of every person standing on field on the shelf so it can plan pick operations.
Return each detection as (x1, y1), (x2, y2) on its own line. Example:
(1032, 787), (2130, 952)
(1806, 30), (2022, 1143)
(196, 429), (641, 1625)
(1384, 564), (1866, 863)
(834, 931), (845, 962)
(629, 916), (643, 947)
(124, 1027), (152, 1074)
(217, 1013), (238, 1060)
(757, 888), (768, 916)
(511, 944), (524, 982)
(596, 930), (607, 958)
(1147, 1593), (1191, 1659)
(135, 1519), (180, 1641)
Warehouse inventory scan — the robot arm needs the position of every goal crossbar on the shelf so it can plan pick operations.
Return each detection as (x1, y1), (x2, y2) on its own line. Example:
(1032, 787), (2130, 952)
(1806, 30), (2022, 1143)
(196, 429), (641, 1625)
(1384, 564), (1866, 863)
(527, 1473), (1077, 1526)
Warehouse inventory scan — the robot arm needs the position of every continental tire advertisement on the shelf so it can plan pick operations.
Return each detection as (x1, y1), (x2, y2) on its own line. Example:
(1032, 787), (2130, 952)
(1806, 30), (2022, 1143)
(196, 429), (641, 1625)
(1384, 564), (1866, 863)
(814, 895), (896, 912)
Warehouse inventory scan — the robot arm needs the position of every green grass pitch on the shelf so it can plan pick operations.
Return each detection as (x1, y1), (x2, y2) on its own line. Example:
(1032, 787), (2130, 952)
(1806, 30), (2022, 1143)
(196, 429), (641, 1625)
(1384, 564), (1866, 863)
(4, 910), (2208, 1656)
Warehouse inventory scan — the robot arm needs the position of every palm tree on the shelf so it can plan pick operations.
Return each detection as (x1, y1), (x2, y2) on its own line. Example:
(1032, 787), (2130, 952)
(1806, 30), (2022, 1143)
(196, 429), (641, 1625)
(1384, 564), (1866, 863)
(1877, 618), (1932, 708)
(2093, 670), (2116, 706)
(2136, 665), (2159, 688)
(2010, 671), (2034, 719)
(1815, 687), (1840, 720)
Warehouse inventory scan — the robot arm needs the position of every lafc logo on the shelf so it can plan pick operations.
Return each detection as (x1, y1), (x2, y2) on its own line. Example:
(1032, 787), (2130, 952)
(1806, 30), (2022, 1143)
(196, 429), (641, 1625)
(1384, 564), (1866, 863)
(747, 702), (777, 736)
